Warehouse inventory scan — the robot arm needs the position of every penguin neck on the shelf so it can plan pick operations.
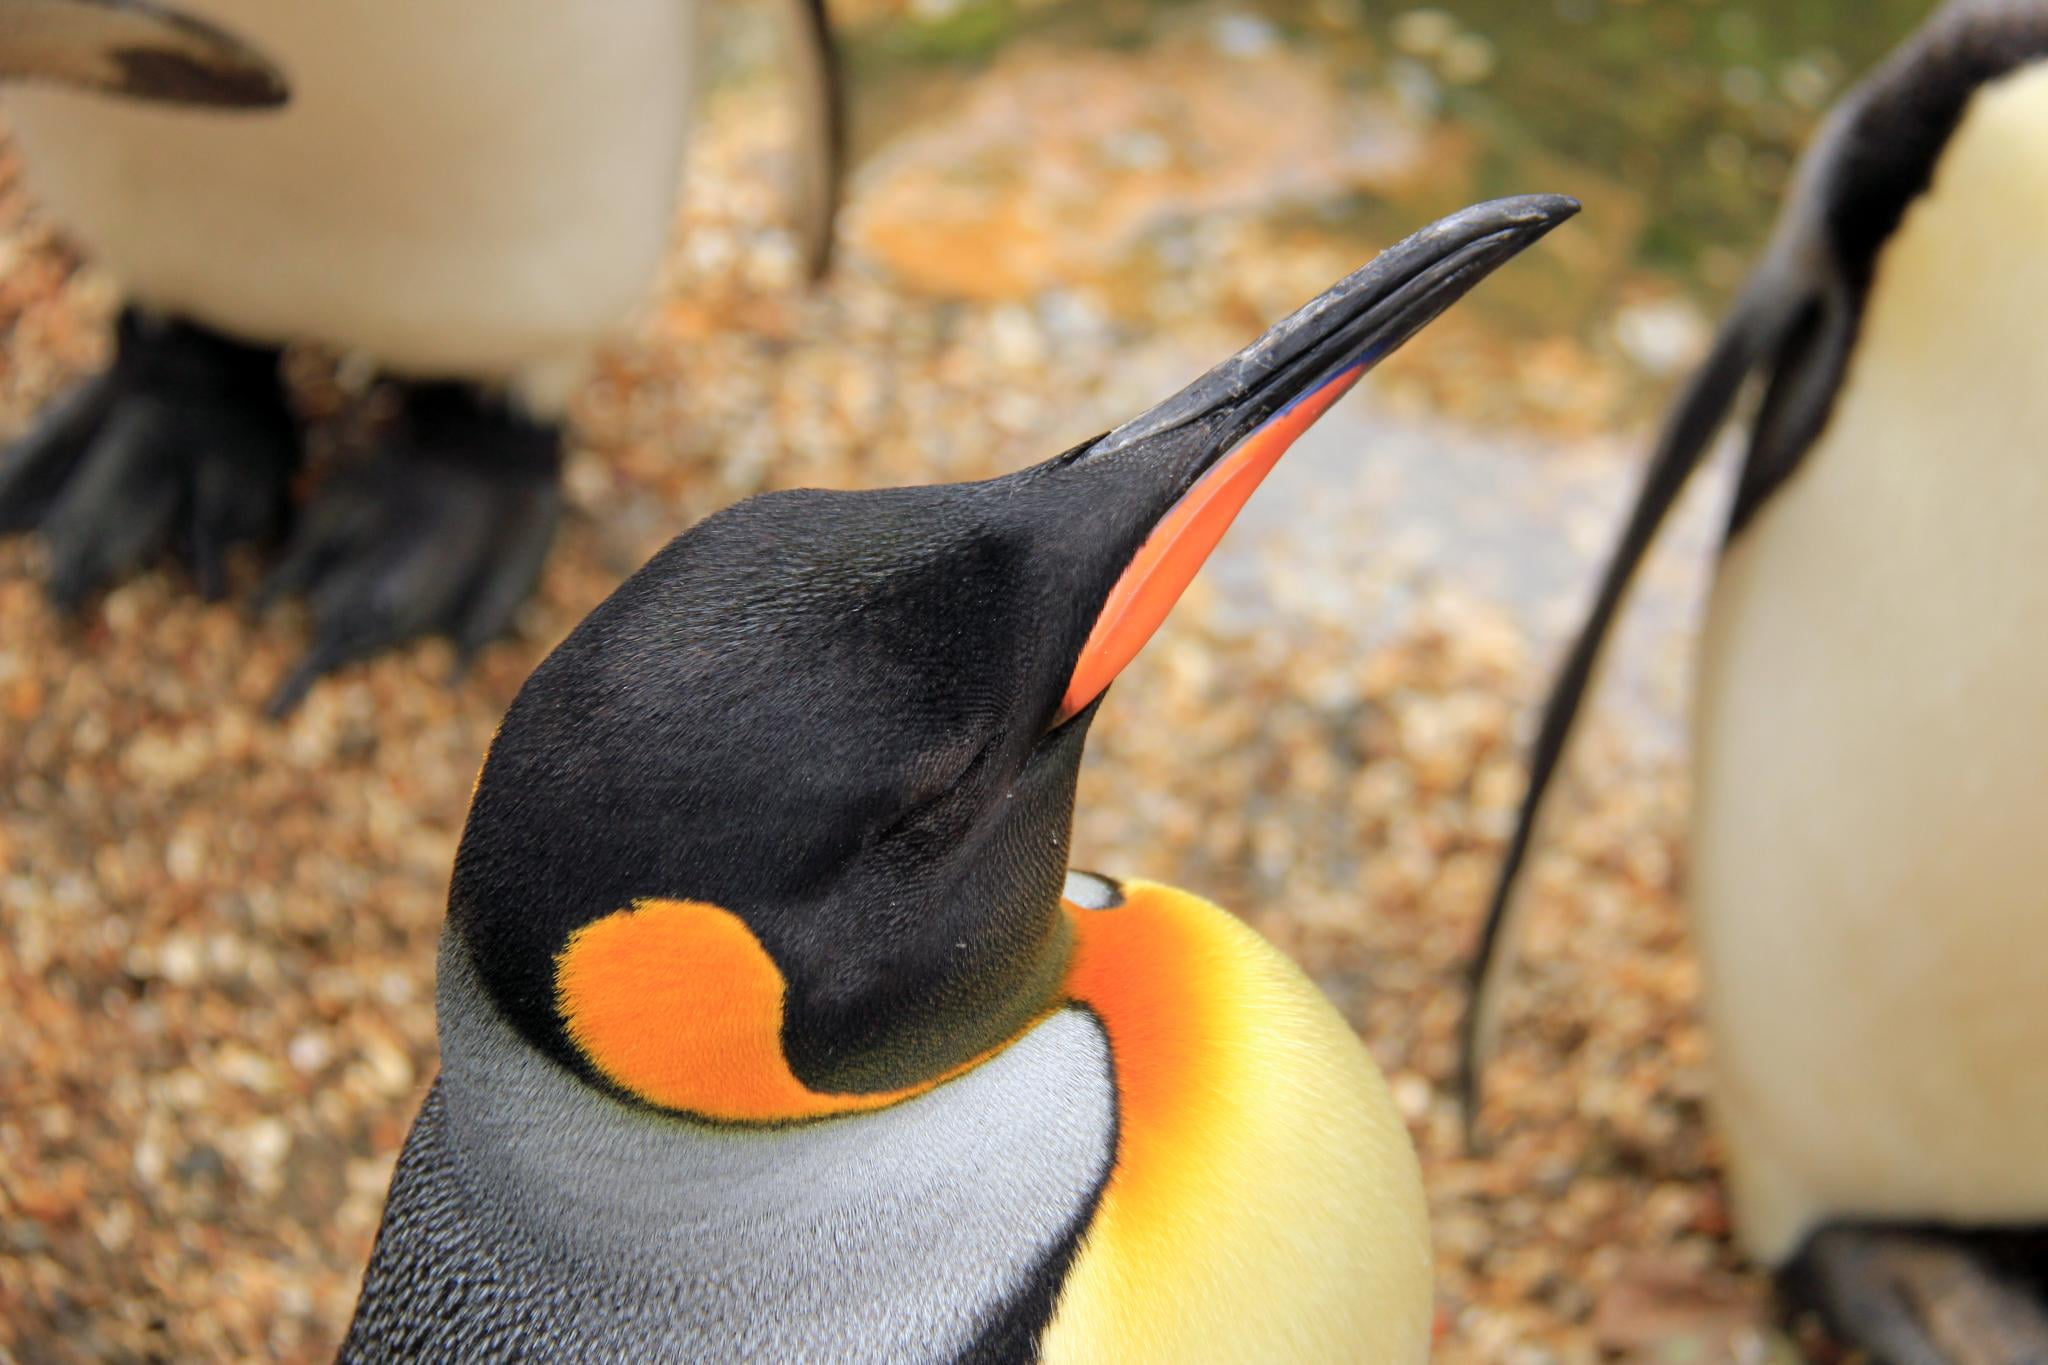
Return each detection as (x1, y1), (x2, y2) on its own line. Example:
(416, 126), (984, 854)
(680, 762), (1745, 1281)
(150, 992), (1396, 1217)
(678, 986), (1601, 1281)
(393, 929), (1115, 1355)
(714, 724), (1095, 1096)
(450, 692), (1101, 1099)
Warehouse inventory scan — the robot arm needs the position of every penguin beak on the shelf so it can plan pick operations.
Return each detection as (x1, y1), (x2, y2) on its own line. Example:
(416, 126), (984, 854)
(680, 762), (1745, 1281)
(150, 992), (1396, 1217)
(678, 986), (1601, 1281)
(1054, 193), (1578, 724)
(0, 0), (290, 108)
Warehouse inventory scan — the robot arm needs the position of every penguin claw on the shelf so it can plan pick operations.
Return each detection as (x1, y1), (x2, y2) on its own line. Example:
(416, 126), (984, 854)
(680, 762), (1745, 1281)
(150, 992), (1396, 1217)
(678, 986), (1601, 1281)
(0, 310), (297, 608)
(0, 368), (119, 534)
(1784, 1225), (2048, 1365)
(257, 383), (561, 716)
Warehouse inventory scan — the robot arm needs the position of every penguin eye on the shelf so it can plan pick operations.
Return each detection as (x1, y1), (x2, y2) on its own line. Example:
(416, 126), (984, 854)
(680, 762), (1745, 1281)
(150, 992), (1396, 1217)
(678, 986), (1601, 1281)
(886, 729), (1006, 828)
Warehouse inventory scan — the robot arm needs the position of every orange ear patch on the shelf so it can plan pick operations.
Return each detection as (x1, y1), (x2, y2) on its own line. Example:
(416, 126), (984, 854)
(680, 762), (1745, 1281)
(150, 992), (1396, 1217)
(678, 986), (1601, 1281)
(558, 899), (943, 1123)
(557, 898), (1036, 1123)
(556, 885), (1237, 1133)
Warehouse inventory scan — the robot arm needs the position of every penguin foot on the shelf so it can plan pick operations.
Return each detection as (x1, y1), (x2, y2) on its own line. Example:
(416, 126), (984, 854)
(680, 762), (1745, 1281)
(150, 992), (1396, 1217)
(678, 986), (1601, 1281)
(256, 382), (561, 716)
(1782, 1223), (2048, 1365)
(0, 310), (296, 608)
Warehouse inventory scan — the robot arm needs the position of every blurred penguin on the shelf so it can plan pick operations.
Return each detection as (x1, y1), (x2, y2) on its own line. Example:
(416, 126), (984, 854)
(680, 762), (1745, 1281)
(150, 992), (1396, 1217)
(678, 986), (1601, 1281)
(1465, 4), (2048, 1359)
(0, 0), (843, 713)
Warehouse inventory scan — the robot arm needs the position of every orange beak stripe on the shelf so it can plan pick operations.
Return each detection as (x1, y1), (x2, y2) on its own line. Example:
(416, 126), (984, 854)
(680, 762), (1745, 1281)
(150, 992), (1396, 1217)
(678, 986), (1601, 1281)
(1056, 359), (1368, 723)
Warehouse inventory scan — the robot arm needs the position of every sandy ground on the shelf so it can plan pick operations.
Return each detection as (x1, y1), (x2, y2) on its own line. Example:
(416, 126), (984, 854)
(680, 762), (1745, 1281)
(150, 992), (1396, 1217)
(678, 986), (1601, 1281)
(0, 35), (1806, 1365)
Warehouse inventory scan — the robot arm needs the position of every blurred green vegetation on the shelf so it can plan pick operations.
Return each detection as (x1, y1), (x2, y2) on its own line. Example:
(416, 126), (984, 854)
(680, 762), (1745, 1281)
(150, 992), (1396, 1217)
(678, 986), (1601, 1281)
(1404, 0), (1928, 286)
(843, 0), (1936, 302)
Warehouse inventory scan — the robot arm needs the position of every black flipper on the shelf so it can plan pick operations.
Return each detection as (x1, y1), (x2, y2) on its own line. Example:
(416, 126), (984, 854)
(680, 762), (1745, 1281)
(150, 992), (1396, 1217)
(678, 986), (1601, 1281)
(255, 383), (562, 717)
(0, 308), (298, 608)
(775, 0), (846, 277)
(1455, 266), (1809, 1140)
(0, 0), (288, 107)
(1783, 1223), (2048, 1365)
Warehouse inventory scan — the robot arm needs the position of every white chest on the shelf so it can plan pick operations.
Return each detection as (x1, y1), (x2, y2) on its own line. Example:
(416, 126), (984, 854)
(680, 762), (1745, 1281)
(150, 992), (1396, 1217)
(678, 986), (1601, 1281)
(3, 0), (698, 381)
(368, 935), (1119, 1359)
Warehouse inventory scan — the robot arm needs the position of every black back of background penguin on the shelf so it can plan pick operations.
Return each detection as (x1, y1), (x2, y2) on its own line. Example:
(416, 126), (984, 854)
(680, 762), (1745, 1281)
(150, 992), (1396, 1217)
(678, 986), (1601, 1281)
(1728, 0), (2048, 533)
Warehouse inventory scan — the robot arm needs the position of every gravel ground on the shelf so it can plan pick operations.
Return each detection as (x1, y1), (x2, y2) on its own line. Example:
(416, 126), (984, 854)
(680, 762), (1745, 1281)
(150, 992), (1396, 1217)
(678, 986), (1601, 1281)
(1, 41), (1798, 1365)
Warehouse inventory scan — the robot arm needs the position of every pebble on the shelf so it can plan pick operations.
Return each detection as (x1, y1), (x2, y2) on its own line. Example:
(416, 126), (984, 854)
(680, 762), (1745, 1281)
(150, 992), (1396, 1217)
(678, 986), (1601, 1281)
(1391, 8), (1459, 59)
(1614, 296), (1710, 377)
(1210, 13), (1280, 58)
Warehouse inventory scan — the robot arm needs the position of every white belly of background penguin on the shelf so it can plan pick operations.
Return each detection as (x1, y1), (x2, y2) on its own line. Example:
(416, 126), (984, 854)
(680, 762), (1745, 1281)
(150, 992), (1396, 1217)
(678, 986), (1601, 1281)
(1693, 56), (2048, 1260)
(1466, 5), (2048, 1360)
(6, 0), (696, 396)
(0, 0), (841, 714)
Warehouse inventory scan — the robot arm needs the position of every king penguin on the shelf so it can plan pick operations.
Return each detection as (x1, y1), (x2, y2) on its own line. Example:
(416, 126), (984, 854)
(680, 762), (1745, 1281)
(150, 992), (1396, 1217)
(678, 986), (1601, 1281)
(0, 0), (843, 713)
(336, 194), (1577, 1363)
(1463, 4), (2048, 1359)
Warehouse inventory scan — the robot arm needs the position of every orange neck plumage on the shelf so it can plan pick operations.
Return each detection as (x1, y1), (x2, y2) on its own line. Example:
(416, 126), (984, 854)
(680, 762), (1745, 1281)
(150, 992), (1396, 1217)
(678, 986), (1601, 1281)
(553, 882), (1223, 1133)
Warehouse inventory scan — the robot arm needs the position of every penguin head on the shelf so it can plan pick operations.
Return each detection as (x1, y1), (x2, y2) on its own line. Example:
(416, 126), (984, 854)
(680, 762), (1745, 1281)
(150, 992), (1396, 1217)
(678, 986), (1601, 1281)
(450, 195), (1577, 1119)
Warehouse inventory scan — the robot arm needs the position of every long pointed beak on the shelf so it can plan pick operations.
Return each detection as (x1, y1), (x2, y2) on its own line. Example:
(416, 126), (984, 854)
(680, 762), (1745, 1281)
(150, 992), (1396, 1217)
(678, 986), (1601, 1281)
(0, 0), (289, 108)
(1055, 193), (1578, 722)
